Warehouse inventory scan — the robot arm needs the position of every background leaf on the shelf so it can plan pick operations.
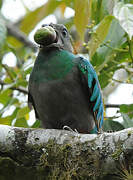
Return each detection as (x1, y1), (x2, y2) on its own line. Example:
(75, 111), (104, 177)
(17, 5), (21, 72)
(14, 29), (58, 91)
(89, 15), (114, 58)
(122, 113), (133, 128)
(0, 18), (7, 48)
(0, 108), (18, 125)
(113, 2), (133, 39)
(20, 0), (61, 34)
(31, 119), (40, 128)
(120, 104), (133, 118)
(74, 0), (91, 40)
(90, 0), (114, 24)
(103, 119), (125, 132)
(17, 106), (30, 119)
(14, 117), (29, 127)
(91, 19), (126, 88)
(0, 0), (2, 9)
(0, 89), (12, 105)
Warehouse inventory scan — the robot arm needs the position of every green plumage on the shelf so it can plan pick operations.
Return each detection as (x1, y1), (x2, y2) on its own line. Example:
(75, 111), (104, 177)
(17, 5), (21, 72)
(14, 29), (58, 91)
(31, 49), (75, 83)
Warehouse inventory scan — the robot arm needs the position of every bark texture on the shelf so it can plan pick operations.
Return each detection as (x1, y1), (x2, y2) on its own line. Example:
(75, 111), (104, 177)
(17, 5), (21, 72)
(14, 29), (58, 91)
(0, 125), (133, 180)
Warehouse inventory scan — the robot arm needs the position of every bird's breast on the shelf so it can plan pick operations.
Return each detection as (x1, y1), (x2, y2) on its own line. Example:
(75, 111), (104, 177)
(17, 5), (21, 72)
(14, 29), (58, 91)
(31, 59), (75, 84)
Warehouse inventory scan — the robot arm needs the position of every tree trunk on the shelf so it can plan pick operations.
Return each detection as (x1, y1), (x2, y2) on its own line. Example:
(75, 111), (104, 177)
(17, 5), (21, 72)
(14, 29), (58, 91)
(0, 125), (133, 180)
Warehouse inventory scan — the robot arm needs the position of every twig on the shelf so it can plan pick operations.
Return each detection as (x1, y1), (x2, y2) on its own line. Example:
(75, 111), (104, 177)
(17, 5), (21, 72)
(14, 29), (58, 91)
(104, 115), (122, 119)
(103, 43), (128, 53)
(112, 78), (133, 85)
(105, 103), (133, 108)
(6, 22), (38, 51)
(105, 104), (121, 108)
(0, 80), (28, 94)
(118, 64), (133, 74)
(2, 64), (14, 81)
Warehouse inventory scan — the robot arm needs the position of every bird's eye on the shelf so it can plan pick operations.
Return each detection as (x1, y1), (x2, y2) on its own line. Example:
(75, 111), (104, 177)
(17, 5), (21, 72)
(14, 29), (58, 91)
(42, 24), (48, 27)
(62, 28), (68, 37)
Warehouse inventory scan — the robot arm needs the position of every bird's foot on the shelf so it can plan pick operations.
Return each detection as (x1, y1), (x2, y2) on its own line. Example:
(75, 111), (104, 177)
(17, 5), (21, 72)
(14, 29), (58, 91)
(97, 128), (104, 134)
(63, 126), (79, 133)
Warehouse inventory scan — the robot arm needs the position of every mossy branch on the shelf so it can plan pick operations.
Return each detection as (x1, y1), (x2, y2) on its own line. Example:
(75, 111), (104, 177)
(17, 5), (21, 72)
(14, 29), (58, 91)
(0, 125), (133, 179)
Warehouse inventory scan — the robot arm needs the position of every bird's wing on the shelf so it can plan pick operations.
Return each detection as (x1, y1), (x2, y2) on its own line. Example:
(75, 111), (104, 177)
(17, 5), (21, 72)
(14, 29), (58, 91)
(77, 56), (104, 133)
(28, 92), (39, 119)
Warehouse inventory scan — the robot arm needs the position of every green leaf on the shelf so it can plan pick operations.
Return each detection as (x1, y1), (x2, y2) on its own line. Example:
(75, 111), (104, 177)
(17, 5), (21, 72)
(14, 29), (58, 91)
(0, 97), (19, 115)
(114, 41), (131, 63)
(2, 65), (17, 80)
(101, 0), (115, 17)
(120, 104), (133, 118)
(20, 0), (61, 34)
(122, 113), (133, 128)
(91, 0), (112, 24)
(31, 119), (41, 128)
(17, 106), (30, 119)
(0, 108), (19, 125)
(4, 77), (13, 84)
(0, 18), (7, 48)
(103, 119), (125, 132)
(92, 19), (126, 68)
(124, 0), (133, 3)
(0, 89), (12, 105)
(113, 2), (133, 39)
(0, 0), (2, 9)
(91, 0), (102, 24)
(14, 117), (29, 128)
(15, 80), (27, 88)
(89, 15), (114, 58)
(24, 67), (32, 76)
(7, 36), (22, 48)
(74, 0), (92, 40)
(91, 19), (126, 88)
(0, 116), (13, 125)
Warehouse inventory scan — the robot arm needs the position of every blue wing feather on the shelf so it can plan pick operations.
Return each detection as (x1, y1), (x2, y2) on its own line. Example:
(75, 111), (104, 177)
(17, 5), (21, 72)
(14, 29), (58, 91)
(90, 83), (99, 102)
(78, 56), (104, 132)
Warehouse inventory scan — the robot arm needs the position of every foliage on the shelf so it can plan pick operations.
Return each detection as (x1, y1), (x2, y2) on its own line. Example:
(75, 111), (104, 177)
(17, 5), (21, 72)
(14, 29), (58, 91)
(0, 0), (133, 131)
(0, 18), (7, 48)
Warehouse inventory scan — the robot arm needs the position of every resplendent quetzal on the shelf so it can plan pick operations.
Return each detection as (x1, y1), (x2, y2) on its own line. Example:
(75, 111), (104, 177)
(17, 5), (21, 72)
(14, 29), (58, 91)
(28, 23), (104, 134)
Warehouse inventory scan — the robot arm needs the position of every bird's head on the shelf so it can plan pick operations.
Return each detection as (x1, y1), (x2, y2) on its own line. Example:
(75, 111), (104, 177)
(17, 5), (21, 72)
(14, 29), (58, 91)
(34, 23), (73, 53)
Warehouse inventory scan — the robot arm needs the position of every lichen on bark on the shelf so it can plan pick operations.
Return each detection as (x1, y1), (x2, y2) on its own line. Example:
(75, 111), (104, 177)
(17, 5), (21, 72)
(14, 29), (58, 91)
(0, 125), (133, 179)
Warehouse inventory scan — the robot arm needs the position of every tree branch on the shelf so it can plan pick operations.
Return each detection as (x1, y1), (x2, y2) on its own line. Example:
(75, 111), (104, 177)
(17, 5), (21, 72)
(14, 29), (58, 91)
(0, 80), (28, 94)
(6, 22), (38, 51)
(112, 78), (133, 85)
(0, 125), (133, 179)
(105, 104), (121, 108)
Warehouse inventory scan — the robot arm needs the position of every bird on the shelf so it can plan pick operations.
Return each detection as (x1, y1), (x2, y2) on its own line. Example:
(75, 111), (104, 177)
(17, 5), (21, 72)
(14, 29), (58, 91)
(28, 23), (104, 134)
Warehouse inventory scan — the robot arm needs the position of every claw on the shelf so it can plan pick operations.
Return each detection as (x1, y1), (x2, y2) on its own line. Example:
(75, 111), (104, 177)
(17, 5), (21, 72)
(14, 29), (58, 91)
(63, 126), (79, 133)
